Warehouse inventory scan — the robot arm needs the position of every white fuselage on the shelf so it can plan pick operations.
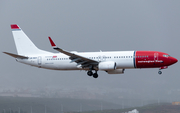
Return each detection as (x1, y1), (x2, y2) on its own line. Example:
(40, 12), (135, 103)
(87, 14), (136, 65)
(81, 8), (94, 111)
(17, 51), (135, 70)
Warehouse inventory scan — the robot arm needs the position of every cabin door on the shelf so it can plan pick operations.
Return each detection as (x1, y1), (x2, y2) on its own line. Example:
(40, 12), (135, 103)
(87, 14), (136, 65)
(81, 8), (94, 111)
(154, 53), (158, 61)
(37, 56), (42, 66)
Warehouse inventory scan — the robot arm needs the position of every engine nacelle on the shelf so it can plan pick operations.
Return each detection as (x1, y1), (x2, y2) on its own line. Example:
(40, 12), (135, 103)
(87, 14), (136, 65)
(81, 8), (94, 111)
(106, 69), (125, 74)
(98, 61), (116, 70)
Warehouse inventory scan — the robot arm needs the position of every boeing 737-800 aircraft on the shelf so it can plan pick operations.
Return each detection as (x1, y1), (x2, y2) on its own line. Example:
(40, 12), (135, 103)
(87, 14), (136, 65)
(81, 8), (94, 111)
(3, 24), (178, 78)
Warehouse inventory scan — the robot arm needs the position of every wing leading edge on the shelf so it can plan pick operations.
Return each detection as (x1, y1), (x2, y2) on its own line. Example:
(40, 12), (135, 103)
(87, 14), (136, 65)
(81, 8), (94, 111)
(48, 37), (98, 68)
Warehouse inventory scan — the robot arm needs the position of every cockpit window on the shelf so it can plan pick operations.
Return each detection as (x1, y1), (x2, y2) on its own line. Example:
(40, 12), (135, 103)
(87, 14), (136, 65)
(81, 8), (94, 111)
(163, 55), (170, 57)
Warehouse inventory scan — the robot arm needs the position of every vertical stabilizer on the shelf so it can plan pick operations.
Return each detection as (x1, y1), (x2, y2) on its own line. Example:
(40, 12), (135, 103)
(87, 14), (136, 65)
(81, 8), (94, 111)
(11, 24), (51, 55)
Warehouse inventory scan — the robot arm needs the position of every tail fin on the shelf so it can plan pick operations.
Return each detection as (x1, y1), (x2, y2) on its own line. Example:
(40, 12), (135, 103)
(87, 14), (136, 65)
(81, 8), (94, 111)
(11, 24), (51, 55)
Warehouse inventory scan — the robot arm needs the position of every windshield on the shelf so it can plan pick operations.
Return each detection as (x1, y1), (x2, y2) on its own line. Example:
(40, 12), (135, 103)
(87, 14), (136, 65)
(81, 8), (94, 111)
(163, 55), (170, 57)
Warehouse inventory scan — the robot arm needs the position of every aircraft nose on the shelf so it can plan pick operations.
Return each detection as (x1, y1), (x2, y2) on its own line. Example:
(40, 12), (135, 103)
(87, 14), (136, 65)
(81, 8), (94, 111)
(170, 57), (178, 64)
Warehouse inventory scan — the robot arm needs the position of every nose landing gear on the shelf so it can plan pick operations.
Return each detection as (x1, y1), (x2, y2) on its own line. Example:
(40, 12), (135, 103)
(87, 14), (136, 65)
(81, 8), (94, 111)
(158, 66), (168, 75)
(158, 70), (162, 75)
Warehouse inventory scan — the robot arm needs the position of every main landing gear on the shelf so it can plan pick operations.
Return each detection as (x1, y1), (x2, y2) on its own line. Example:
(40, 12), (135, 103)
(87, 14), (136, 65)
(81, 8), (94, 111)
(87, 70), (98, 78)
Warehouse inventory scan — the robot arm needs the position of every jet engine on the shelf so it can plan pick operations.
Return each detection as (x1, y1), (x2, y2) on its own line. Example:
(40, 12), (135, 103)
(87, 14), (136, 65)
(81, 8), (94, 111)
(98, 61), (116, 70)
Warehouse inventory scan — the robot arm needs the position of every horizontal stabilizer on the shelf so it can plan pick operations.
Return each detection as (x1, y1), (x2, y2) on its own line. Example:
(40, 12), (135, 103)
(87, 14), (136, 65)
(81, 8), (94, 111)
(3, 52), (28, 59)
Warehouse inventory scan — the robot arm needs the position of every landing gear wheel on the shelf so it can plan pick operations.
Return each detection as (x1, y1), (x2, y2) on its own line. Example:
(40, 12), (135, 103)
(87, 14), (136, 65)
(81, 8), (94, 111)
(87, 71), (93, 76)
(93, 73), (98, 78)
(158, 71), (162, 75)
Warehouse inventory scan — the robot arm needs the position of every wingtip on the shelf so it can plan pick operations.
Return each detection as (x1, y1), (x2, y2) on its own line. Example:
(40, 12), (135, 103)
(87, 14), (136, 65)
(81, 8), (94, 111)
(11, 24), (20, 29)
(48, 37), (56, 47)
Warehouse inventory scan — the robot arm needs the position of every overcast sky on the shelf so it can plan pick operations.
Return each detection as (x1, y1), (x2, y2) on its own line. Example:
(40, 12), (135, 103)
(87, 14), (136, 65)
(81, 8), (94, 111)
(0, 0), (180, 101)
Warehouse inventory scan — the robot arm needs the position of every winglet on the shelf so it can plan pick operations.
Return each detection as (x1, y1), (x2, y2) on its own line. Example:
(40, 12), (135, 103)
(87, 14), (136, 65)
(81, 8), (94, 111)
(11, 24), (20, 30)
(48, 37), (56, 47)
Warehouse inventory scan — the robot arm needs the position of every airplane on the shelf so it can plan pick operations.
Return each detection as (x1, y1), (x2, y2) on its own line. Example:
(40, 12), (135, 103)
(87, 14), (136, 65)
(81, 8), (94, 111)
(3, 24), (178, 78)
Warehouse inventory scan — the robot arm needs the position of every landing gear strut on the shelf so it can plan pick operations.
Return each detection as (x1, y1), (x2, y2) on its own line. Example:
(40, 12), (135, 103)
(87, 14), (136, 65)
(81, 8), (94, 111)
(158, 66), (168, 75)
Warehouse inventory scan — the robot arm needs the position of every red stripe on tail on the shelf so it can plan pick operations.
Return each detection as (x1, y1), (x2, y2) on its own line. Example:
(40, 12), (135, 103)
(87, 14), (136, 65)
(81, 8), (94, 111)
(11, 24), (20, 29)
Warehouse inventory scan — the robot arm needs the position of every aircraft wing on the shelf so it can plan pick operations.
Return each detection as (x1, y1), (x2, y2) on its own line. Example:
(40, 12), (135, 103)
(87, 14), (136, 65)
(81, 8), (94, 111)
(3, 52), (28, 59)
(48, 37), (98, 67)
